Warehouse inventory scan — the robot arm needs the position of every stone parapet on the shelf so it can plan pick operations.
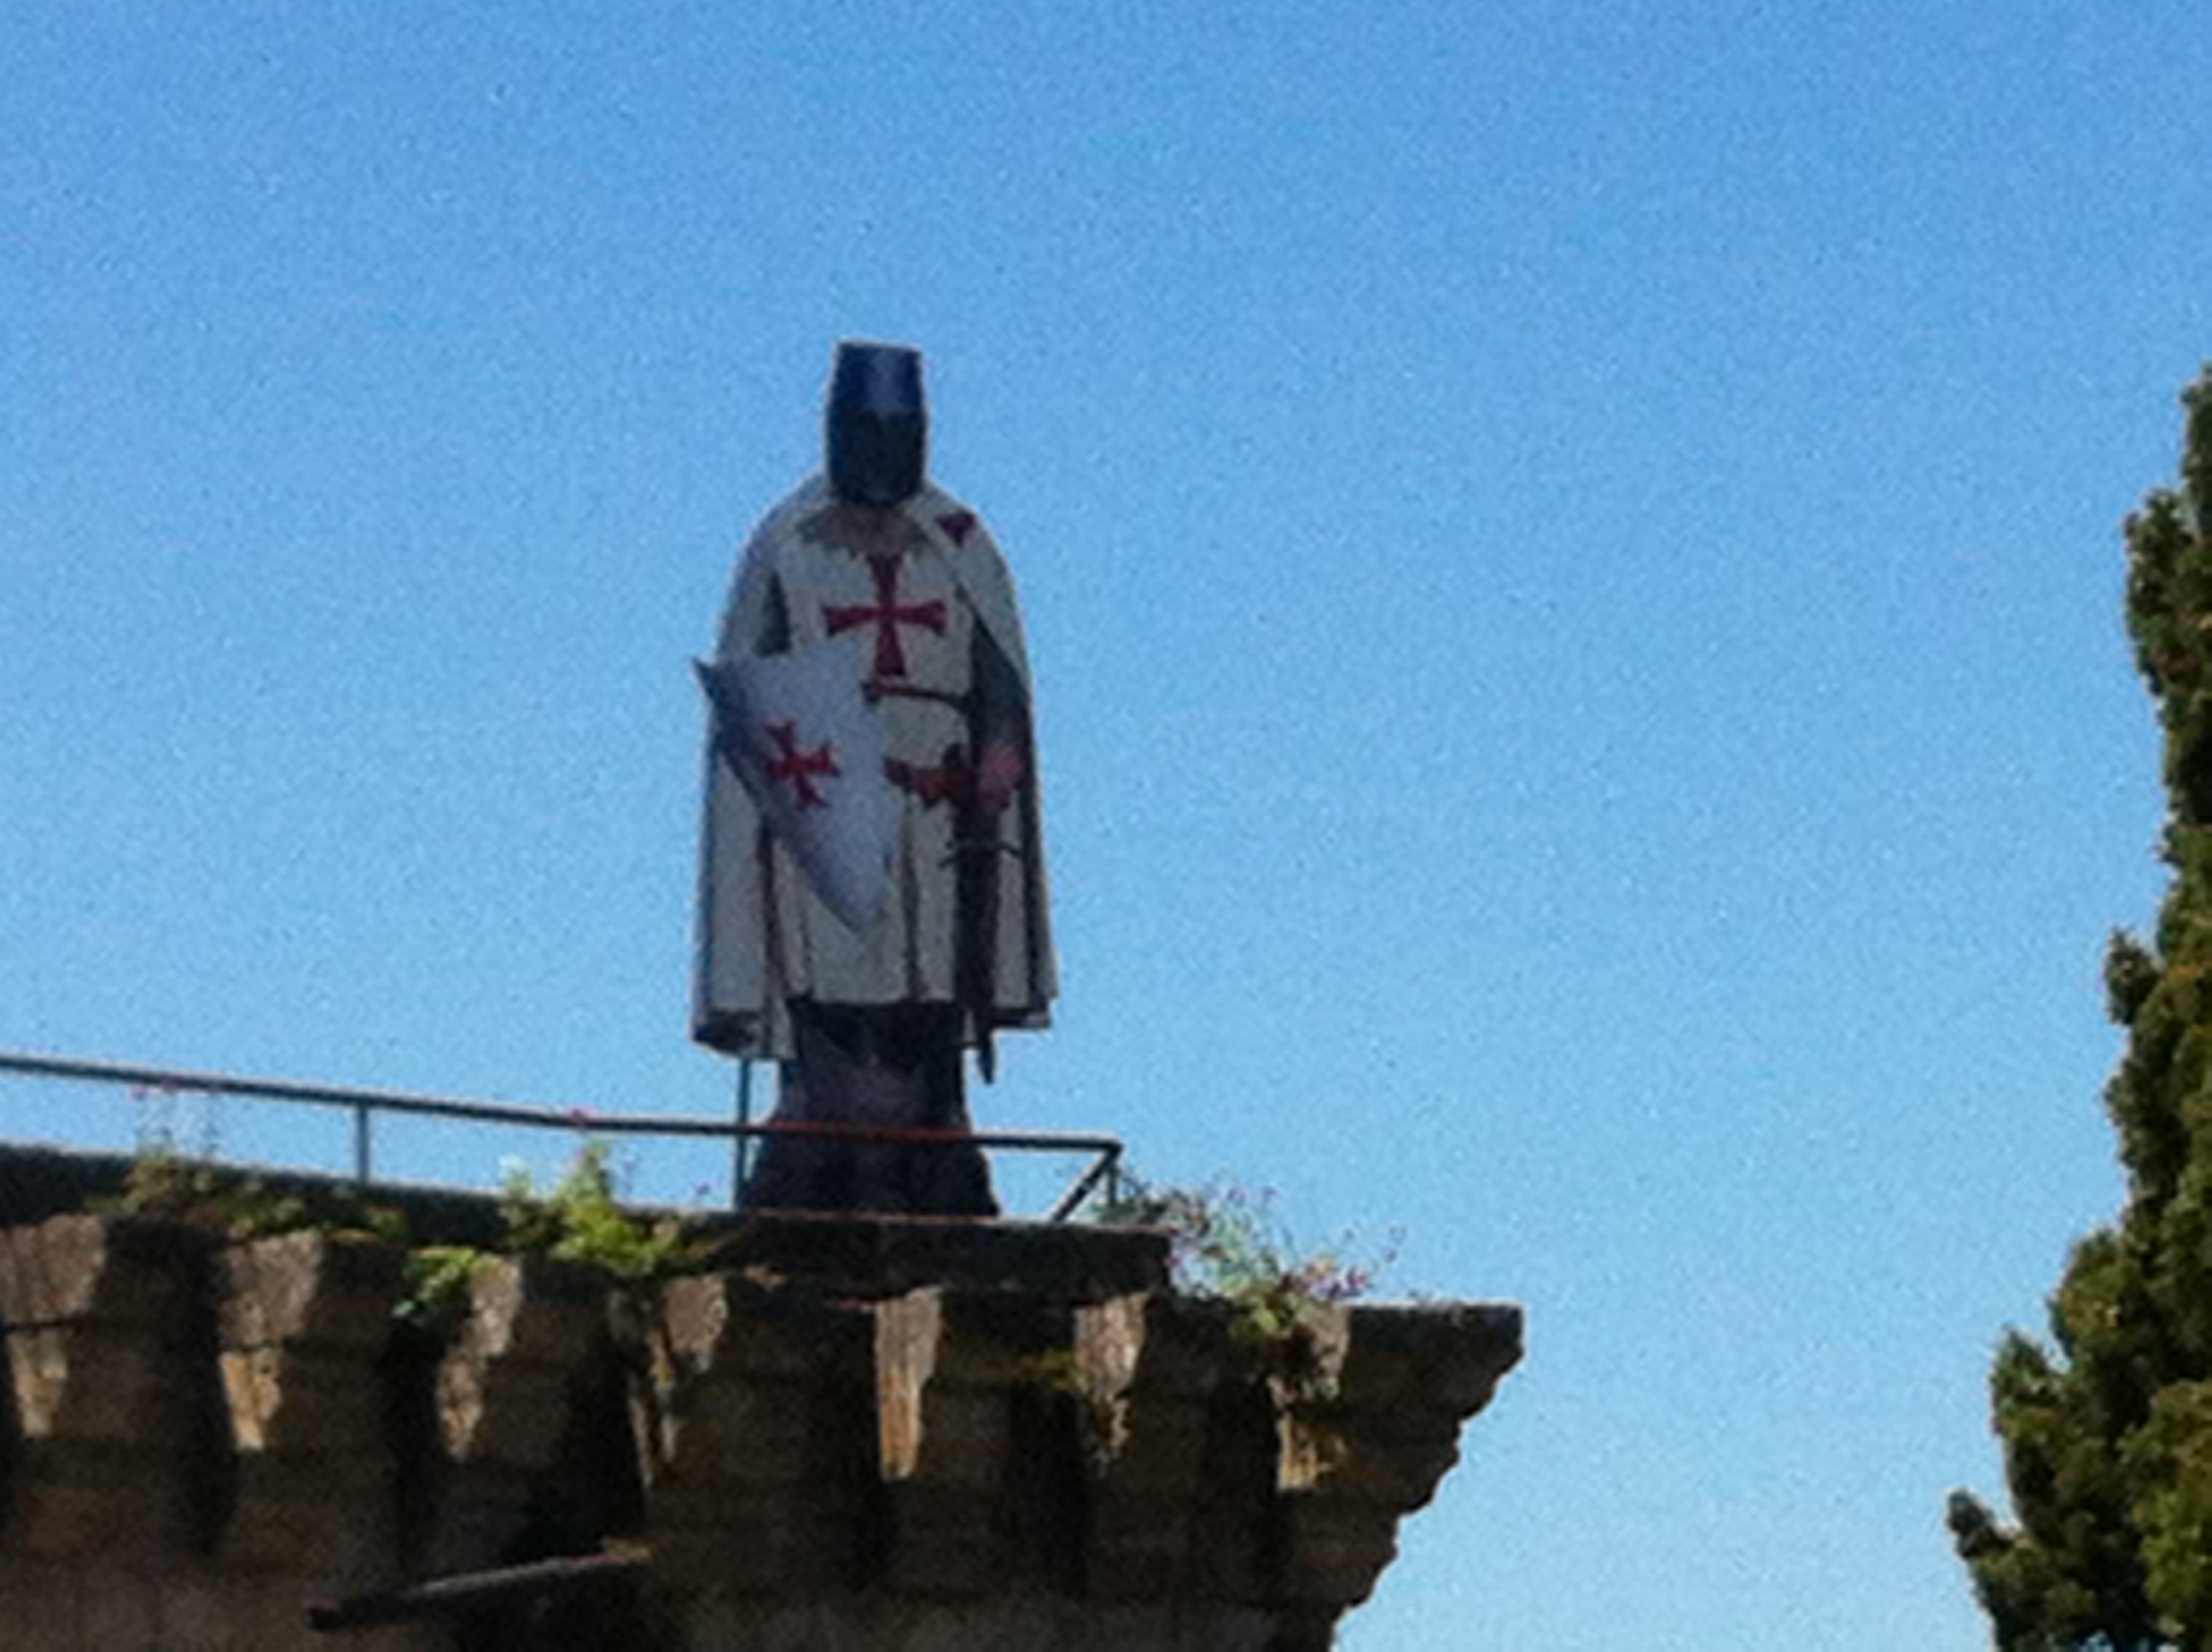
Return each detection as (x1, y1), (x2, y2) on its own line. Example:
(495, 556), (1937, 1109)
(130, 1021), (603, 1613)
(0, 1209), (1521, 1650)
(218, 1230), (405, 1577)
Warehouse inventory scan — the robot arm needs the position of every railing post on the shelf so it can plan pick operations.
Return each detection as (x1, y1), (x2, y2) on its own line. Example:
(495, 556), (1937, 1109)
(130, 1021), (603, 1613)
(353, 1102), (372, 1184)
(731, 1059), (754, 1209)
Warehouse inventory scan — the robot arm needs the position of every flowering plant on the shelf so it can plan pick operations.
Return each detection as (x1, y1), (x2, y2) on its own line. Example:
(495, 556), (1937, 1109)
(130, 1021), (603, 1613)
(1091, 1173), (1399, 1404)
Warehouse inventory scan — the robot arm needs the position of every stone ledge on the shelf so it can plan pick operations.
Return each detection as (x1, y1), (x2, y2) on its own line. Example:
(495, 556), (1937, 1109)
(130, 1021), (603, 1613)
(0, 1201), (1520, 1649)
(698, 1207), (1172, 1302)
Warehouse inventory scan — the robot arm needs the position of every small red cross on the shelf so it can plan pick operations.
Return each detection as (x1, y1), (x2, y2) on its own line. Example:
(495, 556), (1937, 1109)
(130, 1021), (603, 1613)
(762, 720), (838, 809)
(824, 553), (947, 679)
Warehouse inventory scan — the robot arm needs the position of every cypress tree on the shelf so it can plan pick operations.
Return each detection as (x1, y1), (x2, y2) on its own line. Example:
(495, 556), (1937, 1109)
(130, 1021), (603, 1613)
(1951, 369), (2212, 1649)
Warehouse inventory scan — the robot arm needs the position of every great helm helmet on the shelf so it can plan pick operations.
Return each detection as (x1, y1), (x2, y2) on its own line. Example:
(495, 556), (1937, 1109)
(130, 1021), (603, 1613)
(824, 340), (927, 508)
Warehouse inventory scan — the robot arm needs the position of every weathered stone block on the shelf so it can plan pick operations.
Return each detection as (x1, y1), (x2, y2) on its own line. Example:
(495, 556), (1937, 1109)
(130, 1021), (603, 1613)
(647, 1275), (876, 1597)
(219, 1230), (400, 1354)
(436, 1253), (603, 1468)
(0, 1218), (211, 1446)
(218, 1234), (401, 1456)
(416, 1252), (612, 1576)
(875, 1288), (1068, 1480)
(0, 1216), (223, 1561)
(0, 1554), (84, 1647)
(77, 1564), (160, 1650)
(1274, 1493), (1404, 1606)
(704, 1212), (1171, 1303)
(871, 1288), (1088, 1598)
(1336, 1300), (1524, 1416)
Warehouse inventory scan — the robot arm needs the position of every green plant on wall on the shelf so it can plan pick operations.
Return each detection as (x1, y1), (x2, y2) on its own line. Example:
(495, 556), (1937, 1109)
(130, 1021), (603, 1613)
(497, 1140), (699, 1282)
(1092, 1173), (1395, 1406)
(100, 1138), (407, 1245)
(391, 1243), (490, 1336)
(100, 1131), (700, 1336)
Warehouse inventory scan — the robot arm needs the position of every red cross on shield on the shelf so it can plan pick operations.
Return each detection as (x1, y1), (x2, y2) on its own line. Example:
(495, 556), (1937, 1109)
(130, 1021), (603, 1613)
(696, 640), (896, 928)
(761, 720), (839, 808)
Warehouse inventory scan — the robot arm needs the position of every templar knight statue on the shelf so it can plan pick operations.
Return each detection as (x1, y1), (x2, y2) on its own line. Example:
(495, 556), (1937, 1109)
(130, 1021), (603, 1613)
(693, 342), (1055, 1215)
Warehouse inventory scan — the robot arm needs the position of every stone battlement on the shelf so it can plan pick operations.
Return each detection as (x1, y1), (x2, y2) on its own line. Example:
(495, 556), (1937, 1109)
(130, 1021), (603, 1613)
(0, 1185), (1520, 1649)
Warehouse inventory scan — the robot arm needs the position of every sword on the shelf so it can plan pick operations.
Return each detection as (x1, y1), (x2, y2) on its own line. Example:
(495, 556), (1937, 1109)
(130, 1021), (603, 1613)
(951, 743), (1003, 1083)
(955, 625), (1033, 1085)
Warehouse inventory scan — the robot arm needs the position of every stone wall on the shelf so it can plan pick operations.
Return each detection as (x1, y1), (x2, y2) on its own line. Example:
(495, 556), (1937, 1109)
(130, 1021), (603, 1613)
(0, 1194), (1521, 1650)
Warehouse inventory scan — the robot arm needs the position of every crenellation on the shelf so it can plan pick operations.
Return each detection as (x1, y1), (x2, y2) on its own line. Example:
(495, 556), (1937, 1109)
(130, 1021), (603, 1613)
(0, 1215), (223, 1562)
(871, 1287), (1087, 1598)
(215, 1232), (405, 1579)
(0, 1206), (1520, 1649)
(1074, 1294), (1236, 1602)
(421, 1252), (612, 1578)
(649, 1273), (877, 1600)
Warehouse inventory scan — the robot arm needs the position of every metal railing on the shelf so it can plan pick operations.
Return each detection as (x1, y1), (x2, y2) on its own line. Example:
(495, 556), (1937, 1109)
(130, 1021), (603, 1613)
(0, 1049), (1123, 1223)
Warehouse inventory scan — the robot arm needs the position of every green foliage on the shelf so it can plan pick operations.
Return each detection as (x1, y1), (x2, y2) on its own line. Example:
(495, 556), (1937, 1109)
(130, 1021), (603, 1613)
(101, 1144), (293, 1234)
(498, 1142), (697, 1282)
(103, 1133), (697, 1346)
(99, 1141), (406, 1244)
(2130, 1383), (2212, 1637)
(1954, 370), (2212, 1649)
(392, 1243), (490, 1336)
(1092, 1173), (1394, 1405)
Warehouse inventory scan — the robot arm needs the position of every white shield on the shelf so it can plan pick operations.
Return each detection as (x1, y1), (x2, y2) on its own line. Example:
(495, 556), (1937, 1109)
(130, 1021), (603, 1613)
(696, 643), (896, 928)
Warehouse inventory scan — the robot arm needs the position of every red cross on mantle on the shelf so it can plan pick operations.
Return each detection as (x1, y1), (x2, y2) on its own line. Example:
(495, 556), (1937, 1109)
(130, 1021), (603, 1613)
(824, 553), (947, 679)
(762, 720), (838, 809)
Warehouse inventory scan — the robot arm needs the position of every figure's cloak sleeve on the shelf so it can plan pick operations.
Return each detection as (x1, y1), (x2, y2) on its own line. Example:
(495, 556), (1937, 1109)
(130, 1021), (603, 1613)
(692, 477), (1057, 1062)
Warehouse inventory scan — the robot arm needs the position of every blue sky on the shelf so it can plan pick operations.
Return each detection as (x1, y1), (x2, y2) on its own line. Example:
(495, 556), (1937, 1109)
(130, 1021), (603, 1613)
(5, 3), (2211, 1643)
